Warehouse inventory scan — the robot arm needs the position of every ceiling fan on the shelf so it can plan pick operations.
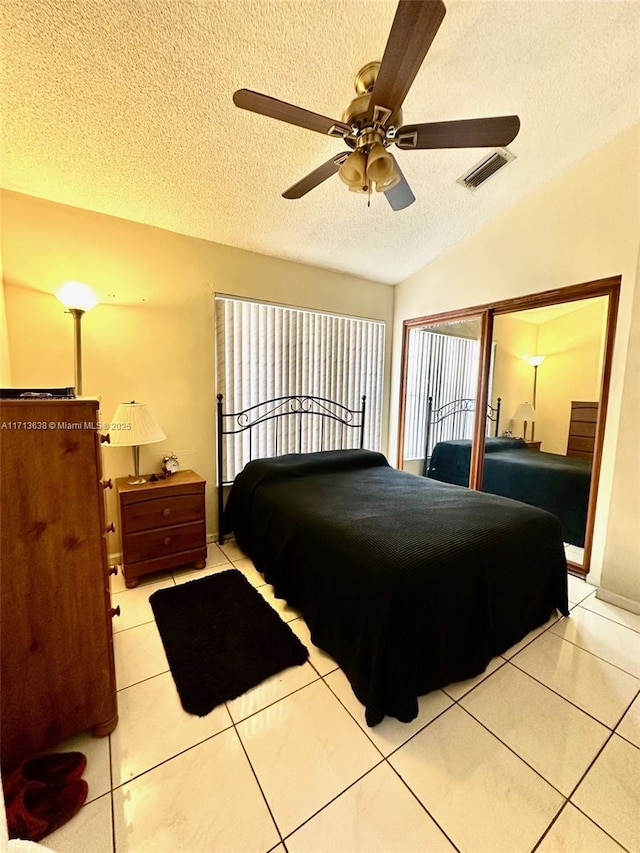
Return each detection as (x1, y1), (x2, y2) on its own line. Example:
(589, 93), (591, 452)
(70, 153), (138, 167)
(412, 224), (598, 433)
(233, 0), (520, 211)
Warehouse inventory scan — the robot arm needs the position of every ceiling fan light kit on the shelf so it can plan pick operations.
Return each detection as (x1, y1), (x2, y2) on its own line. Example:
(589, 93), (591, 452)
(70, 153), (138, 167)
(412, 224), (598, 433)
(233, 0), (521, 211)
(338, 139), (401, 195)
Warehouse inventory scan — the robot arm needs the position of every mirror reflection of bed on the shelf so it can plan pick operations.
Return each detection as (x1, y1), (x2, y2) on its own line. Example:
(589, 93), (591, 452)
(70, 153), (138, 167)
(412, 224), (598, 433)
(401, 296), (608, 571)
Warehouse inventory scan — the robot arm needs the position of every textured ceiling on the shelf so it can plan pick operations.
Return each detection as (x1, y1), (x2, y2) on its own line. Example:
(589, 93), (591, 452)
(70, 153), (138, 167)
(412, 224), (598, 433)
(2, 0), (640, 286)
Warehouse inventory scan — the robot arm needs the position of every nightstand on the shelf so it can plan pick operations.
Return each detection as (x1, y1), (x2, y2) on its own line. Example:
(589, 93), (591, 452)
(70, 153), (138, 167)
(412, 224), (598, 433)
(117, 470), (207, 588)
(525, 440), (542, 450)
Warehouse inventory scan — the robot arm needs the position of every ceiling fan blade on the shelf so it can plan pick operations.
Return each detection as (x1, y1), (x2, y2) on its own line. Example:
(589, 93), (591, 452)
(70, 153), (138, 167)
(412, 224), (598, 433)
(369, 0), (446, 120)
(385, 156), (415, 211)
(282, 153), (350, 199)
(233, 89), (351, 138)
(395, 116), (521, 149)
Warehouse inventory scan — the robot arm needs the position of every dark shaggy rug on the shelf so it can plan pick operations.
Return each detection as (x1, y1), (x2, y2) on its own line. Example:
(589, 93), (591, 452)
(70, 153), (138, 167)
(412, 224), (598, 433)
(149, 569), (309, 716)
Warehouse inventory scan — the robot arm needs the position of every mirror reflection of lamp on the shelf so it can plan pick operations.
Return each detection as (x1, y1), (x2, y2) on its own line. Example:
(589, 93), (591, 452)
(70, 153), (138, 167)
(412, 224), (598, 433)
(527, 355), (546, 440)
(55, 281), (98, 396)
(512, 401), (536, 442)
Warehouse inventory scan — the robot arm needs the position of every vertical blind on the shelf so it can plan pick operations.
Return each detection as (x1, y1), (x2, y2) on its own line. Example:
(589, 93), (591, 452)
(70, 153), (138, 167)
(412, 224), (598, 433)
(215, 296), (385, 480)
(404, 330), (491, 460)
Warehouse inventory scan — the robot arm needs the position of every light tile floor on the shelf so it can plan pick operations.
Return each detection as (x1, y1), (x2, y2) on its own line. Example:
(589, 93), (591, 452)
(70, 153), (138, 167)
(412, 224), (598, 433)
(41, 543), (639, 853)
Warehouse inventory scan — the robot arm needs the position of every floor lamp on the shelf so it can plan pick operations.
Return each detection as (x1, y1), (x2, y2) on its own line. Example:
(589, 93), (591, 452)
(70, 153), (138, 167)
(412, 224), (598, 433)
(527, 355), (546, 441)
(56, 282), (98, 396)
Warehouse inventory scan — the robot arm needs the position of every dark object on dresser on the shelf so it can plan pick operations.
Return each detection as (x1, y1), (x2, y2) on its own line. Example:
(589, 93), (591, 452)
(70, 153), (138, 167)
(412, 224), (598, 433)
(150, 569), (309, 716)
(225, 449), (568, 727)
(117, 470), (207, 587)
(0, 399), (118, 773)
(0, 386), (75, 399)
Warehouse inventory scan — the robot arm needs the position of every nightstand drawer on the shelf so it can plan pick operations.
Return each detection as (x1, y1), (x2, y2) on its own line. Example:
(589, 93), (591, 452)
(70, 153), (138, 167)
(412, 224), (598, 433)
(122, 494), (204, 533)
(123, 521), (206, 564)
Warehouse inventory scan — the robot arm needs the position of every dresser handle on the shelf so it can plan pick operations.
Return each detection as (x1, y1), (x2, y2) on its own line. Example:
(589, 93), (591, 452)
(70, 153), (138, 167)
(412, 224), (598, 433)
(109, 565), (118, 576)
(106, 522), (116, 533)
(100, 433), (111, 445)
(111, 606), (121, 618)
(162, 507), (171, 517)
(102, 479), (113, 490)
(163, 537), (172, 546)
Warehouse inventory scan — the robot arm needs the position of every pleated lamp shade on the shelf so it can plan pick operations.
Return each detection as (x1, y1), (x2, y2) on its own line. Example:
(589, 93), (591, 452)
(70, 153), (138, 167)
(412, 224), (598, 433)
(512, 402), (536, 423)
(107, 402), (166, 484)
(108, 402), (166, 447)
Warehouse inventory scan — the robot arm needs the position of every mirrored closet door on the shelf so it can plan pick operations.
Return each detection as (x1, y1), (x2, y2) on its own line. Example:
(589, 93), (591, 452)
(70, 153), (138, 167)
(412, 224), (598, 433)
(485, 297), (608, 568)
(401, 316), (483, 483)
(398, 277), (620, 575)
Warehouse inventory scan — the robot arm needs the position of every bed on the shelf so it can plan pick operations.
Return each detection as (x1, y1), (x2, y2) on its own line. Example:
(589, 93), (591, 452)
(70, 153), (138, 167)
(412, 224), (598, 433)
(427, 437), (592, 547)
(218, 395), (569, 727)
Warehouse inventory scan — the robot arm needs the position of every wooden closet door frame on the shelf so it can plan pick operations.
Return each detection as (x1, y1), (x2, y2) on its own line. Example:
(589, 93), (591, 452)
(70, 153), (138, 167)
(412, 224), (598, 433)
(397, 275), (621, 575)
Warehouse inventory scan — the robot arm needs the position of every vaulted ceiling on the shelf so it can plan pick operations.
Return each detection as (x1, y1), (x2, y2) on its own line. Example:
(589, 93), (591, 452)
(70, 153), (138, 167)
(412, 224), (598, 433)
(2, 0), (639, 284)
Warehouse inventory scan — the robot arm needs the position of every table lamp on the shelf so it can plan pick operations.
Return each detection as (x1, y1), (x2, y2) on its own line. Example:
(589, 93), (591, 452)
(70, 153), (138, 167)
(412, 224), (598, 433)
(512, 402), (536, 442)
(108, 401), (166, 484)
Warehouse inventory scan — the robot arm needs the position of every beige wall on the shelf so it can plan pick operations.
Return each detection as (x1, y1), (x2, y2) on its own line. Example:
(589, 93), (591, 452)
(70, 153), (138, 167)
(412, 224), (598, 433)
(535, 299), (606, 455)
(1, 191), (394, 549)
(601, 247), (640, 604)
(0, 191), (10, 383)
(491, 315), (538, 437)
(0, 268), (10, 385)
(392, 124), (640, 594)
(492, 300), (606, 454)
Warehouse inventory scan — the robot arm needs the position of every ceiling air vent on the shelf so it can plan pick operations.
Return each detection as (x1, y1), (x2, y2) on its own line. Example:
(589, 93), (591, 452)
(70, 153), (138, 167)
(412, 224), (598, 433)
(457, 148), (515, 191)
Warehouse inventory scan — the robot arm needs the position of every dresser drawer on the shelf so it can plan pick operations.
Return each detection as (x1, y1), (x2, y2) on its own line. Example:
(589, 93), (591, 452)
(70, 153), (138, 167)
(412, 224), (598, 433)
(122, 494), (204, 533)
(123, 521), (206, 565)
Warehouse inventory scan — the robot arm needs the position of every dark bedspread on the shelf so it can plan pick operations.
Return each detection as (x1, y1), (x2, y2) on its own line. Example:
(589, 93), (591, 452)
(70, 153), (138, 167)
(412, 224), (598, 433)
(225, 449), (568, 726)
(428, 439), (591, 546)
(428, 437), (528, 486)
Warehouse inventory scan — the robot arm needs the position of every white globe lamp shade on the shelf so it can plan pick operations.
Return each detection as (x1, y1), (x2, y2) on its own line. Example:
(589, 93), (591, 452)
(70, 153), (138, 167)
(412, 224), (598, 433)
(55, 281), (98, 312)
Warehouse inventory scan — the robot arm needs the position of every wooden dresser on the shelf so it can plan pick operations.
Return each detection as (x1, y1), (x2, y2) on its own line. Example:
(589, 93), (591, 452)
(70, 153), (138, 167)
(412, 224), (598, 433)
(117, 470), (207, 588)
(0, 399), (118, 772)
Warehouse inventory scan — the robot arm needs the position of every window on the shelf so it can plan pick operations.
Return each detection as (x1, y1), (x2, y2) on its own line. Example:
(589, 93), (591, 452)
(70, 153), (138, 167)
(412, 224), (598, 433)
(215, 296), (385, 480)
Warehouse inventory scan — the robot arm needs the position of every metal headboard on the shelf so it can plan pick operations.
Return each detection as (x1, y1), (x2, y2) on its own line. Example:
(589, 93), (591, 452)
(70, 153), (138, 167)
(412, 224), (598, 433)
(216, 393), (367, 544)
(422, 396), (501, 477)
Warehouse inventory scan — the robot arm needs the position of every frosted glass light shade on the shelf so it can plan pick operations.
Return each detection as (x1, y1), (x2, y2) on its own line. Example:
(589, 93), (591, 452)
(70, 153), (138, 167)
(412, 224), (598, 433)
(366, 144), (395, 182)
(375, 173), (400, 193)
(56, 281), (98, 311)
(108, 402), (166, 447)
(338, 150), (367, 189)
(512, 402), (536, 422)
(527, 355), (546, 367)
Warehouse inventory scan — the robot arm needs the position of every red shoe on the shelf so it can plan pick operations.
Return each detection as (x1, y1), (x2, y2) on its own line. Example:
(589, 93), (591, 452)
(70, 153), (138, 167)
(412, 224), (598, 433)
(2, 752), (87, 805)
(7, 779), (88, 842)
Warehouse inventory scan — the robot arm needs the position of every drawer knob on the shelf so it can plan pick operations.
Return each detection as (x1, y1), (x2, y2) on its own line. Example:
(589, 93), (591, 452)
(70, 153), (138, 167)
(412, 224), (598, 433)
(162, 507), (171, 517)
(106, 522), (116, 533)
(102, 479), (113, 490)
(163, 536), (172, 546)
(111, 605), (121, 618)
(109, 565), (118, 576)
(100, 433), (111, 445)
